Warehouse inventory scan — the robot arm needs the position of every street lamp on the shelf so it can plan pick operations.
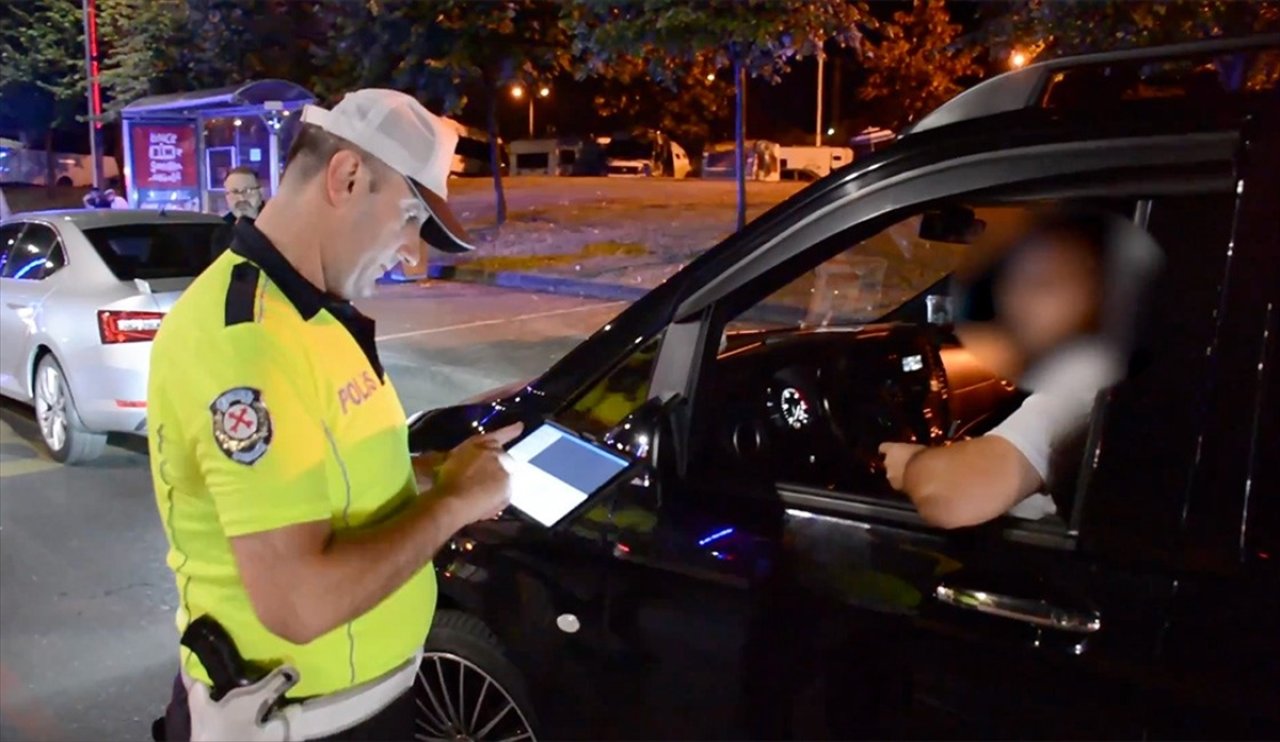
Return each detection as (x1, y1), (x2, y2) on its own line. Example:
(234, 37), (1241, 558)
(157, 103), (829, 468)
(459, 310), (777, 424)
(1010, 50), (1029, 69)
(706, 72), (716, 83)
(511, 84), (547, 138)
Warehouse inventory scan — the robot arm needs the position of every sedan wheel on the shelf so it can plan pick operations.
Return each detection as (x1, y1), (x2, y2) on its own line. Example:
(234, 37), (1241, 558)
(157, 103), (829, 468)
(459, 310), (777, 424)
(33, 355), (107, 464)
(414, 653), (534, 742)
(414, 610), (537, 742)
(35, 362), (69, 452)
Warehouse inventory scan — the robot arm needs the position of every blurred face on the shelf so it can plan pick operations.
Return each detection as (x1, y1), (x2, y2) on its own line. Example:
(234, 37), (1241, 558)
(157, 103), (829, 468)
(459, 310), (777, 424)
(995, 234), (1102, 359)
(224, 172), (263, 218)
(321, 159), (423, 300)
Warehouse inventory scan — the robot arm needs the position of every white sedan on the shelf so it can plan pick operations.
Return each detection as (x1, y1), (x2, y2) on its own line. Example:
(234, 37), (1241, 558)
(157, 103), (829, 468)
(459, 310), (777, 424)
(0, 209), (227, 463)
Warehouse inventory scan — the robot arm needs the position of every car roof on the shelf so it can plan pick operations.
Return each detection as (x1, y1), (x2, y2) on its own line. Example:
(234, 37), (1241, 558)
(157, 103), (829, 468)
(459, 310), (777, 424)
(2, 209), (226, 230)
(904, 33), (1280, 137)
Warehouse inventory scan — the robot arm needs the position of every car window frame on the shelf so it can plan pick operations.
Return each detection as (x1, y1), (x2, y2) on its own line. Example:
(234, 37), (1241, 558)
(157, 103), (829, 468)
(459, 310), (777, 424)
(0, 219), (68, 281)
(652, 140), (1239, 551)
(0, 221), (27, 277)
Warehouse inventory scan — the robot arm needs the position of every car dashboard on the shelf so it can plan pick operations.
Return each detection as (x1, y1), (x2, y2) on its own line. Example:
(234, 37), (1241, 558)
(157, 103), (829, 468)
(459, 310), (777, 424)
(705, 325), (1019, 497)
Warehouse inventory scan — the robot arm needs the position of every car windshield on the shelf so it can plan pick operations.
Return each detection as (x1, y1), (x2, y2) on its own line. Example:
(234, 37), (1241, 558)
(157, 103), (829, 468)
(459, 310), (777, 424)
(728, 204), (1031, 332)
(82, 222), (221, 280)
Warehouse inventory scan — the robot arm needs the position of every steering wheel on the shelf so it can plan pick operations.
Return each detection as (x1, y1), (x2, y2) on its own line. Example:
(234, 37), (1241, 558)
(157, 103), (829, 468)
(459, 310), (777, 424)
(819, 330), (953, 478)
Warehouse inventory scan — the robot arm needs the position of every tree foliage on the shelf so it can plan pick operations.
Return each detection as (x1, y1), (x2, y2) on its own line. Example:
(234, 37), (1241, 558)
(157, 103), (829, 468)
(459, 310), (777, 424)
(321, 0), (575, 226)
(0, 0), (85, 134)
(858, 0), (981, 130)
(588, 55), (735, 151)
(986, 0), (1280, 90)
(573, 0), (872, 230)
(96, 0), (189, 119)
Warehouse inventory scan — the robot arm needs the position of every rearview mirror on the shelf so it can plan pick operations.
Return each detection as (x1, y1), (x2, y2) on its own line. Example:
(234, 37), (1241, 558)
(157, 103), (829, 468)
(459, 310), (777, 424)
(919, 206), (985, 244)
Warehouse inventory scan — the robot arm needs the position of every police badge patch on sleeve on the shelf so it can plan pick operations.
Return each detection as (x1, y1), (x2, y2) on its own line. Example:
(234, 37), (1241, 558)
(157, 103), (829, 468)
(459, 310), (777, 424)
(210, 387), (272, 465)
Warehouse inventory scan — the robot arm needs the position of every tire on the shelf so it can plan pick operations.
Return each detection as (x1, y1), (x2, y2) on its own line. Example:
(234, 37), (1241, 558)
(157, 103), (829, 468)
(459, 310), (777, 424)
(55, 176), (73, 187)
(415, 610), (538, 741)
(33, 355), (107, 464)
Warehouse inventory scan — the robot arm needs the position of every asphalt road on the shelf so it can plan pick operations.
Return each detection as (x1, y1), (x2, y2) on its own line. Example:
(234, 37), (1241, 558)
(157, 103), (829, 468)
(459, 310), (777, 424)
(0, 282), (623, 742)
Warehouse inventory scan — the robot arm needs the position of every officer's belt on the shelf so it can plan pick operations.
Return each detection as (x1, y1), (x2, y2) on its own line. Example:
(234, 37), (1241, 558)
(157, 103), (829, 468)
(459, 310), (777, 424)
(183, 651), (420, 740)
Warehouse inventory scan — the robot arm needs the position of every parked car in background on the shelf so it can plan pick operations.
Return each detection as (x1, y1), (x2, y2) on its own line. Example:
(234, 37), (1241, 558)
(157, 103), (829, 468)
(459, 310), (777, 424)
(0, 209), (225, 462)
(404, 36), (1280, 740)
(605, 131), (691, 178)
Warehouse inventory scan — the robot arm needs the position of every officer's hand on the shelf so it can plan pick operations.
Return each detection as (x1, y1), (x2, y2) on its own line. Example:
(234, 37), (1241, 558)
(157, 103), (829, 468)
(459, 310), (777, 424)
(879, 442), (925, 492)
(436, 424), (523, 525)
(412, 450), (449, 492)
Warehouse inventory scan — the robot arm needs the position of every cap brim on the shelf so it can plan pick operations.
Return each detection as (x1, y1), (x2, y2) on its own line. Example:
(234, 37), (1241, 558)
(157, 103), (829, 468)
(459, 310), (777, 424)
(410, 180), (474, 254)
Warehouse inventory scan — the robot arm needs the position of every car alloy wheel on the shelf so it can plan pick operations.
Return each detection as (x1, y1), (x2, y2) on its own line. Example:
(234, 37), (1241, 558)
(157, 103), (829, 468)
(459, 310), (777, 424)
(412, 652), (535, 742)
(35, 361), (69, 453)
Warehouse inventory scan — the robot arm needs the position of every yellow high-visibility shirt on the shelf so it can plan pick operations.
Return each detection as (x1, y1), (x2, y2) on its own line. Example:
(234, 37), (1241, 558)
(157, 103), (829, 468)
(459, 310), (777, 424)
(147, 220), (433, 697)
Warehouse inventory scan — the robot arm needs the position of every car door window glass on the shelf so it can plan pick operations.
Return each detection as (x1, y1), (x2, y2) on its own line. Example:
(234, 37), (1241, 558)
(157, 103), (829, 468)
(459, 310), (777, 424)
(725, 205), (1031, 334)
(1, 223), (63, 280)
(705, 197), (1170, 531)
(0, 223), (25, 277)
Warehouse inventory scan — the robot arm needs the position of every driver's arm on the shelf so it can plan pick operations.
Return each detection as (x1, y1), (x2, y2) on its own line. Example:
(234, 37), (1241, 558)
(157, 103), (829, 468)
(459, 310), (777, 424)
(883, 437), (1041, 529)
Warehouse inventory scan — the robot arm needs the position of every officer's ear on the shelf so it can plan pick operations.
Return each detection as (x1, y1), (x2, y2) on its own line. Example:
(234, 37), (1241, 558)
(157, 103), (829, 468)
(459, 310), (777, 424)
(324, 150), (364, 205)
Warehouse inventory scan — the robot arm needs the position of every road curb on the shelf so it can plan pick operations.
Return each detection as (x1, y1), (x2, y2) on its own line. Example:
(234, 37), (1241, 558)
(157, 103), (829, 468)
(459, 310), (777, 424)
(423, 264), (652, 303)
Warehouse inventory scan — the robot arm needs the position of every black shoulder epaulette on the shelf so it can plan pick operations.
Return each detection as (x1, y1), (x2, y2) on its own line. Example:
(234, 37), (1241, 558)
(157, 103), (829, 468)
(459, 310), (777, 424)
(224, 262), (262, 326)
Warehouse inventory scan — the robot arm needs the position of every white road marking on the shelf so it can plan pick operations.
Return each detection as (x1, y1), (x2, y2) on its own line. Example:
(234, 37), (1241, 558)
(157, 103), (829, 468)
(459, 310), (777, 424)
(375, 301), (625, 342)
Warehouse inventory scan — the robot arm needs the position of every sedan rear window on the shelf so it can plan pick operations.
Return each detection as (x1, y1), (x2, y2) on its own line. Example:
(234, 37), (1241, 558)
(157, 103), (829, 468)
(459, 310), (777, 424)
(82, 222), (221, 280)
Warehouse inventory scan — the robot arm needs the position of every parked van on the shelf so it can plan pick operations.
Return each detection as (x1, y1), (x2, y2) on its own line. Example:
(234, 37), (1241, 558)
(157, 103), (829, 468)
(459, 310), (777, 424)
(510, 137), (598, 176)
(778, 145), (854, 181)
(701, 140), (783, 182)
(849, 127), (897, 158)
(440, 118), (506, 177)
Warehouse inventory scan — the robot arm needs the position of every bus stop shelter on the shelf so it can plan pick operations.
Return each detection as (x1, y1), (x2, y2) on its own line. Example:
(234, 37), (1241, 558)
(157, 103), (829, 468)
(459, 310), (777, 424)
(120, 80), (314, 213)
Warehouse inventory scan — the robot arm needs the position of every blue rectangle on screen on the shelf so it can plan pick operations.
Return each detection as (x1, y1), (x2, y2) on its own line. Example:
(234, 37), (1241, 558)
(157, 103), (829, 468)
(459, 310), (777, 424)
(528, 436), (627, 494)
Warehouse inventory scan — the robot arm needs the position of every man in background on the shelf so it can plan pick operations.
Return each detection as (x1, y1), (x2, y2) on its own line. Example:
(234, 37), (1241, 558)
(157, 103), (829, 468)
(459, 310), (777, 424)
(210, 166), (265, 257)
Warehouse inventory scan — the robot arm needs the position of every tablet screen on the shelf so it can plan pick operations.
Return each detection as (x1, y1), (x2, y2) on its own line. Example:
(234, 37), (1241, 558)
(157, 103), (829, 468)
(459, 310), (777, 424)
(505, 422), (632, 527)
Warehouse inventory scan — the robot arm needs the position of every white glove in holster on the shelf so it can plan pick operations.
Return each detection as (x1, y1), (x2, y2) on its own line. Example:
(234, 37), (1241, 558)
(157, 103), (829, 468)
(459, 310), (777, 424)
(187, 665), (301, 742)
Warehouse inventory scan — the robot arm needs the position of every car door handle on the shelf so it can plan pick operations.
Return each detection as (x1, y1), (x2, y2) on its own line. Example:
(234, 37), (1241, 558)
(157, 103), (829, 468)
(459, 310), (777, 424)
(935, 584), (1101, 634)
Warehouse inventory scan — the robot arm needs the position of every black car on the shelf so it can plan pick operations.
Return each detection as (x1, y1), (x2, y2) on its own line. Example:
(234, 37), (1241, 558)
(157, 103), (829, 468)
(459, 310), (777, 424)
(407, 36), (1280, 740)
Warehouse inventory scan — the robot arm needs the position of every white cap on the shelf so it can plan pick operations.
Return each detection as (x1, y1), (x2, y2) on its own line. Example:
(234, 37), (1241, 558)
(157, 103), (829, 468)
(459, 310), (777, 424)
(301, 89), (474, 253)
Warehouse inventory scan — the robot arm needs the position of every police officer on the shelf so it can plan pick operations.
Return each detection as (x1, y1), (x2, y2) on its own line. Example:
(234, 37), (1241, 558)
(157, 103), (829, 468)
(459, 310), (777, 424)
(148, 89), (519, 740)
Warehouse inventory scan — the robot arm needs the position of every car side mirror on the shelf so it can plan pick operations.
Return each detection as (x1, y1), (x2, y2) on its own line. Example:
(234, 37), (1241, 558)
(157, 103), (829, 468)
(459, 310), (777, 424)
(919, 206), (984, 244)
(601, 394), (686, 464)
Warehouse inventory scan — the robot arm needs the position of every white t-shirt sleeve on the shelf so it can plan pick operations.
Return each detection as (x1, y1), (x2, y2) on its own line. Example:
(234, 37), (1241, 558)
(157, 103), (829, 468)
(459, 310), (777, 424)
(986, 342), (1122, 483)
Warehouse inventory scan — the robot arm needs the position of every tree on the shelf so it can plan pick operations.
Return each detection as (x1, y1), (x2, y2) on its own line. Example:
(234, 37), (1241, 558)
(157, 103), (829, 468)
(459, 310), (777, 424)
(322, 0), (575, 227)
(96, 0), (188, 120)
(857, 0), (982, 131)
(985, 1), (1280, 91)
(0, 0), (86, 192)
(574, 0), (871, 231)
(588, 55), (735, 153)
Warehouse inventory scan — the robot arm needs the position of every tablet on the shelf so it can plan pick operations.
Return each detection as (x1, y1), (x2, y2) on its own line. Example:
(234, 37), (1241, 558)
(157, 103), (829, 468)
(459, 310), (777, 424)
(504, 421), (636, 528)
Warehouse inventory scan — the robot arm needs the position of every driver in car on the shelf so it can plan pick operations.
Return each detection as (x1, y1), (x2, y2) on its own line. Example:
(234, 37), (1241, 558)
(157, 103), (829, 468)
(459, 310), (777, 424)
(880, 209), (1162, 528)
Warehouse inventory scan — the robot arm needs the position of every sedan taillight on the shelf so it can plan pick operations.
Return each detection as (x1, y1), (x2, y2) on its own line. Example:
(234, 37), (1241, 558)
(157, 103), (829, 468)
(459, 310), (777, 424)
(98, 310), (165, 344)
